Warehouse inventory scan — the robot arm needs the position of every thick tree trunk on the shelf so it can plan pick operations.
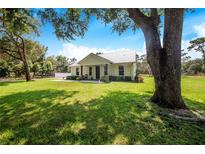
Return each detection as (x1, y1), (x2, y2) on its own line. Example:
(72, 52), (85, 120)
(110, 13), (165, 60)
(138, 9), (186, 109)
(19, 47), (31, 82)
(20, 36), (31, 82)
(22, 58), (31, 81)
(128, 8), (186, 109)
(33, 71), (36, 78)
(203, 52), (205, 66)
(151, 9), (186, 109)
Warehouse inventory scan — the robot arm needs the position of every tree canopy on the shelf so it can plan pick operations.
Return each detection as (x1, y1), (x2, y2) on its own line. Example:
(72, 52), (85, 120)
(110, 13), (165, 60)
(188, 37), (205, 65)
(0, 9), (40, 81)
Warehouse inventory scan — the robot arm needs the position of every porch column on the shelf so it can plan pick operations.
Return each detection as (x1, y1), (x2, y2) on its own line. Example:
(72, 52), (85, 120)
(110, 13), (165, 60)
(104, 64), (109, 76)
(107, 64), (109, 76)
(132, 63), (136, 80)
(81, 66), (83, 76)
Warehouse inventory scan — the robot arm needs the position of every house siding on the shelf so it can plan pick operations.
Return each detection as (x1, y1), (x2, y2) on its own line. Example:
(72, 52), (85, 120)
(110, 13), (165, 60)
(78, 53), (110, 65)
(109, 63), (132, 76)
(70, 62), (136, 80)
(71, 67), (77, 76)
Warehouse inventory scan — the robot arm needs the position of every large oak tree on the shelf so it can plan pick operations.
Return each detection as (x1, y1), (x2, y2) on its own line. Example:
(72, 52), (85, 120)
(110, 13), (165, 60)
(40, 8), (186, 109)
(0, 9), (39, 81)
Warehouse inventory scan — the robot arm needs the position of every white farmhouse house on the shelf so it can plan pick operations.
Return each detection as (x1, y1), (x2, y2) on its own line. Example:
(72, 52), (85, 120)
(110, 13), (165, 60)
(69, 51), (137, 81)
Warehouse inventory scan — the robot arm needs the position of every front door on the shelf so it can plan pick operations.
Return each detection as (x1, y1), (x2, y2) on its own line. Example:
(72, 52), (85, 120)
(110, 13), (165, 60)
(96, 66), (100, 80)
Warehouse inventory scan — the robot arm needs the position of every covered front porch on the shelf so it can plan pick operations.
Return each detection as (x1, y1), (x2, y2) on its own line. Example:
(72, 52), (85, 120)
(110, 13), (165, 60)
(69, 53), (137, 81)
(71, 53), (112, 80)
(71, 64), (108, 80)
(71, 63), (136, 80)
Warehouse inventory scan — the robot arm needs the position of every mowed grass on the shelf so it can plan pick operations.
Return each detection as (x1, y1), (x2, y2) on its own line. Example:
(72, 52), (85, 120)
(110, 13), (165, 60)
(0, 76), (205, 144)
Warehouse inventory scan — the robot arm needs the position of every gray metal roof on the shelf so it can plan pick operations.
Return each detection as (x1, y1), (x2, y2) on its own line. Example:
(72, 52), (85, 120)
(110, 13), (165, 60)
(69, 62), (80, 67)
(99, 51), (136, 63)
(69, 51), (137, 67)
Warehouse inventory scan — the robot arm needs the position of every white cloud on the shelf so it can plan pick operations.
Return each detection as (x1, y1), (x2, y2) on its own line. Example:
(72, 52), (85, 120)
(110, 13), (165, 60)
(180, 22), (205, 59)
(182, 40), (190, 52)
(182, 40), (202, 59)
(194, 22), (205, 38)
(58, 43), (144, 61)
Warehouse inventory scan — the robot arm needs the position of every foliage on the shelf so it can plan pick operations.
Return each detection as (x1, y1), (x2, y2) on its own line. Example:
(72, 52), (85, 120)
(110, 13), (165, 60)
(124, 76), (132, 81)
(76, 76), (81, 80)
(181, 51), (191, 63)
(0, 9), (40, 81)
(38, 9), (160, 40)
(68, 57), (77, 65)
(38, 8), (179, 40)
(25, 40), (48, 64)
(66, 75), (75, 80)
(101, 75), (110, 83)
(0, 39), (49, 78)
(0, 76), (205, 144)
(108, 76), (132, 81)
(188, 37), (205, 65)
(188, 37), (205, 52)
(56, 55), (69, 73)
(0, 59), (9, 77)
(136, 54), (152, 75)
(109, 76), (118, 81)
(135, 75), (144, 83)
(39, 9), (90, 40)
(188, 63), (202, 74)
(0, 52), (74, 78)
(12, 63), (24, 77)
(31, 62), (41, 76)
(0, 9), (39, 56)
(66, 75), (78, 80)
(117, 76), (125, 81)
(90, 9), (138, 35)
(202, 65), (205, 73)
(181, 58), (204, 75)
(45, 61), (53, 74)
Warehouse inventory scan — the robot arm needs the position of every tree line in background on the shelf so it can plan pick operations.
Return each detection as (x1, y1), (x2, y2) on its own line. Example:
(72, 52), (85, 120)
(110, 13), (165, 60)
(0, 9), (76, 79)
(0, 48), (76, 78)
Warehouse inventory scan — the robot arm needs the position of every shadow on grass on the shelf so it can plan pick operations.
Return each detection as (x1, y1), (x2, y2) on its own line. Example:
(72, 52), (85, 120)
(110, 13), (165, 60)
(0, 80), (35, 86)
(184, 98), (205, 113)
(0, 90), (205, 144)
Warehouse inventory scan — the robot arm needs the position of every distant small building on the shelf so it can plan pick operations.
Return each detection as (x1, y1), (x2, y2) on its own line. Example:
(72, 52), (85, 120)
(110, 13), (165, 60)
(54, 73), (71, 79)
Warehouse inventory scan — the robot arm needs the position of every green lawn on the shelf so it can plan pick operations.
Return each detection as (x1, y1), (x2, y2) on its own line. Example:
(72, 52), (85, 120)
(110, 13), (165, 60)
(0, 76), (205, 144)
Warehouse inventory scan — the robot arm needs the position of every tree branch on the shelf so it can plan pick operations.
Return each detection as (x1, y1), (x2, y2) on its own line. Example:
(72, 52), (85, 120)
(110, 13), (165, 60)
(150, 8), (160, 26)
(0, 47), (22, 60)
(150, 8), (158, 17)
(127, 8), (161, 29)
(14, 33), (25, 51)
(0, 29), (22, 48)
(127, 8), (149, 27)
